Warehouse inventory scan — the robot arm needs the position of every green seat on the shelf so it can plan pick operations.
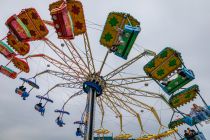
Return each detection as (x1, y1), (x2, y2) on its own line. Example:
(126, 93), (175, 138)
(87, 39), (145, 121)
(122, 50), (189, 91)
(162, 68), (195, 95)
(114, 25), (140, 60)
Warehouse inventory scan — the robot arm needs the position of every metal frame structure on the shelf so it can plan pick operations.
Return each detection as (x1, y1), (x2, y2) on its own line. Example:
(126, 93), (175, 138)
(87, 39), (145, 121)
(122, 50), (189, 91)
(0, 2), (180, 140)
(22, 32), (178, 140)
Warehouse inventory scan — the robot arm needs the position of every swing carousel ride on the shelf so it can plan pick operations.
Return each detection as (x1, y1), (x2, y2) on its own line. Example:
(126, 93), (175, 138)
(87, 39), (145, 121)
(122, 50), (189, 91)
(0, 0), (209, 140)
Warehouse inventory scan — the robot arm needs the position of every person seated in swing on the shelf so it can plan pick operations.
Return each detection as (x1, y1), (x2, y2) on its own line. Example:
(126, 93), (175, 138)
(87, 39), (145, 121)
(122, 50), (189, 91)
(56, 116), (65, 127)
(35, 103), (45, 116)
(184, 130), (191, 140)
(186, 106), (202, 125)
(21, 92), (29, 100)
(38, 102), (42, 107)
(187, 128), (197, 138)
(18, 86), (27, 92)
(110, 27), (125, 52)
(188, 127), (207, 140)
(116, 27), (125, 44)
(76, 128), (82, 136)
(193, 104), (209, 121)
(177, 68), (186, 77)
(19, 86), (24, 90)
(15, 86), (24, 93)
(22, 87), (26, 92)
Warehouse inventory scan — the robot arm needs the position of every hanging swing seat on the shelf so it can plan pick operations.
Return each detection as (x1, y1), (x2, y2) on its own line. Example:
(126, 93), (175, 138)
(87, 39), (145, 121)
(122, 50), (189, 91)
(168, 118), (185, 129)
(114, 133), (132, 139)
(49, 2), (74, 39)
(35, 104), (45, 115)
(136, 134), (156, 140)
(55, 109), (70, 115)
(94, 129), (110, 135)
(15, 88), (28, 97)
(7, 33), (30, 56)
(155, 128), (178, 139)
(49, 0), (86, 36)
(144, 47), (182, 81)
(0, 65), (17, 79)
(100, 12), (140, 49)
(74, 121), (85, 125)
(5, 14), (31, 42)
(15, 87), (29, 100)
(17, 8), (49, 40)
(0, 41), (16, 59)
(11, 57), (30, 73)
(94, 136), (114, 140)
(169, 84), (199, 108)
(184, 106), (210, 126)
(20, 77), (39, 89)
(36, 95), (53, 103)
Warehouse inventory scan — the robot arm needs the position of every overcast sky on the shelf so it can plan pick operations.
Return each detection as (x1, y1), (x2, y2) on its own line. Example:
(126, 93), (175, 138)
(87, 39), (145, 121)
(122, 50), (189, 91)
(0, 0), (210, 140)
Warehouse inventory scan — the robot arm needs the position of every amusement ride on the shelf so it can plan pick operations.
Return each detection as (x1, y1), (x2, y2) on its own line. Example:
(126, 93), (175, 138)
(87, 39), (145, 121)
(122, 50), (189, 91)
(0, 0), (209, 140)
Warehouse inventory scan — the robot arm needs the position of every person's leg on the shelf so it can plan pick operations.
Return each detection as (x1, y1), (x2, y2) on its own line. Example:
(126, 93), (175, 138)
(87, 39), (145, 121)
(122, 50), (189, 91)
(204, 108), (210, 116)
(198, 112), (208, 121)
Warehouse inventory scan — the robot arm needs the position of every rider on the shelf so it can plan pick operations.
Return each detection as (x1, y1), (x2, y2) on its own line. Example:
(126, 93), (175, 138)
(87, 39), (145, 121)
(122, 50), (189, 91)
(35, 103), (45, 116)
(56, 116), (64, 127)
(193, 104), (209, 121)
(76, 127), (82, 136)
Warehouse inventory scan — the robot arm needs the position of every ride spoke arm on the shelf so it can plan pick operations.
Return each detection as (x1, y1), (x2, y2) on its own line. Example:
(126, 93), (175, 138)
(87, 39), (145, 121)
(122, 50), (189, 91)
(64, 40), (91, 74)
(98, 51), (109, 75)
(33, 69), (84, 82)
(62, 90), (84, 108)
(107, 79), (152, 87)
(108, 87), (162, 126)
(101, 94), (123, 132)
(43, 82), (83, 96)
(26, 54), (71, 73)
(105, 88), (149, 110)
(104, 50), (151, 80)
(105, 89), (144, 132)
(107, 76), (151, 82)
(112, 85), (161, 98)
(44, 38), (87, 77)
(83, 32), (95, 73)
(106, 85), (160, 98)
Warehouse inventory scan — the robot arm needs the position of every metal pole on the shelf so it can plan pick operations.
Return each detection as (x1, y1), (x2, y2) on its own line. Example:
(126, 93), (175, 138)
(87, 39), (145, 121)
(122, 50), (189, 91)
(195, 124), (200, 132)
(98, 51), (109, 75)
(198, 92), (208, 108)
(84, 87), (97, 140)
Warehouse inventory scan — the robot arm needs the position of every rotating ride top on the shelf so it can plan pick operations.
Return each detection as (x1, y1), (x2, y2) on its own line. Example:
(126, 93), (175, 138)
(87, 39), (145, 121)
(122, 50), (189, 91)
(0, 0), (209, 140)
